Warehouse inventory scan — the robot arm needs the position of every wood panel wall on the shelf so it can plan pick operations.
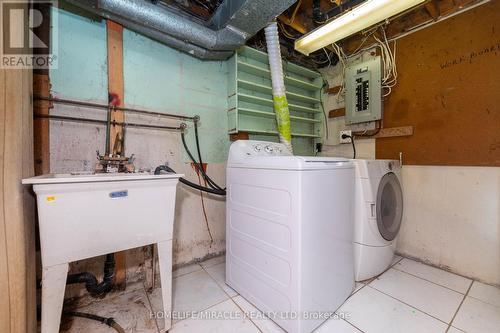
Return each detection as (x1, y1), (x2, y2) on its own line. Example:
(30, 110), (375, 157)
(376, 1), (500, 166)
(0, 68), (37, 332)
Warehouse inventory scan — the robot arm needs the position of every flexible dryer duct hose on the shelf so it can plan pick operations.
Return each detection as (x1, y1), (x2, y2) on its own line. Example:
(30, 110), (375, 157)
(264, 22), (293, 154)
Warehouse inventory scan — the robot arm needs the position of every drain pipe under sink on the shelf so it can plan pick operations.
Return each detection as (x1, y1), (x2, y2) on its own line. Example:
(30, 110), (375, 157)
(264, 22), (293, 154)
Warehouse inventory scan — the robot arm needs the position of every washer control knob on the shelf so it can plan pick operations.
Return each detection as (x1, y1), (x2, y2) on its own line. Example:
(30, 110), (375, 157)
(265, 145), (274, 153)
(253, 145), (262, 152)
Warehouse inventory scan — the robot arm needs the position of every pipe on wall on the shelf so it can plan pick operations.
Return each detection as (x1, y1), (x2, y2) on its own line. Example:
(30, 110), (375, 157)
(312, 0), (366, 23)
(264, 22), (293, 153)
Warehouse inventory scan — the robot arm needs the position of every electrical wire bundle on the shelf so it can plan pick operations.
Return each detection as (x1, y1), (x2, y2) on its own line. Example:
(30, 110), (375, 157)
(330, 42), (348, 101)
(332, 26), (398, 99)
(155, 120), (226, 196)
(373, 28), (398, 96)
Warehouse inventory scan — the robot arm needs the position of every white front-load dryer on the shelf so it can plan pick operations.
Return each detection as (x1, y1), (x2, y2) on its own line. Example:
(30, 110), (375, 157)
(352, 159), (403, 281)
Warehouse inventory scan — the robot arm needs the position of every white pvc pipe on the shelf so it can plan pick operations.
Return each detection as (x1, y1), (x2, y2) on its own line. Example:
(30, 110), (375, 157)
(264, 22), (293, 154)
(265, 22), (286, 95)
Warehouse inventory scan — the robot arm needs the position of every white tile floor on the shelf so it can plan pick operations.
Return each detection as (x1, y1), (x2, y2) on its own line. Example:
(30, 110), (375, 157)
(61, 255), (500, 333)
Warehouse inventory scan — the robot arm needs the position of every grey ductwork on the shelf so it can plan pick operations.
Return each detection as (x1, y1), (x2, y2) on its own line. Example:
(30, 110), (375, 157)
(66, 0), (296, 60)
(116, 18), (234, 60)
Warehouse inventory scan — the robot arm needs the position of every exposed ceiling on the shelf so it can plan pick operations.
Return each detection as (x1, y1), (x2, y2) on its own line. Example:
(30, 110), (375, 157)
(67, 0), (296, 60)
(161, 0), (224, 21)
(247, 0), (359, 70)
(338, 0), (487, 54)
(246, 0), (488, 70)
(159, 0), (348, 68)
(75, 0), (488, 69)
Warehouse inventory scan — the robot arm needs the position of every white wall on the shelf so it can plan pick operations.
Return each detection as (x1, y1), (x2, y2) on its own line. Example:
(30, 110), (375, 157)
(123, 128), (227, 265)
(398, 166), (500, 285)
(320, 60), (500, 286)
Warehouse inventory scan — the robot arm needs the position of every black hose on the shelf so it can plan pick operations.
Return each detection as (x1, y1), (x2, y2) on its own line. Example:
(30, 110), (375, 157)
(156, 118), (226, 196)
(342, 134), (356, 159)
(192, 120), (224, 191)
(66, 254), (115, 297)
(192, 124), (222, 192)
(181, 132), (223, 191)
(351, 136), (356, 159)
(312, 0), (322, 22)
(313, 0), (365, 23)
(181, 129), (224, 191)
(155, 165), (226, 196)
(344, 134), (356, 159)
(64, 311), (125, 333)
(313, 0), (338, 23)
(194, 122), (204, 166)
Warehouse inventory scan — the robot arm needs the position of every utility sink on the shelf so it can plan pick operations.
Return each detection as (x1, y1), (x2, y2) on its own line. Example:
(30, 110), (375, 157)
(23, 172), (183, 333)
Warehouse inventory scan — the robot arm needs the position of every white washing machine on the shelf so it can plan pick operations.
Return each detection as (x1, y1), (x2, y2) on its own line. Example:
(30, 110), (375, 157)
(226, 140), (355, 333)
(352, 159), (404, 281)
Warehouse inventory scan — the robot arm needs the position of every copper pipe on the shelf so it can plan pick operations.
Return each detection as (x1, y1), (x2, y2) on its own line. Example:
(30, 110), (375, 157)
(33, 113), (184, 132)
(33, 95), (196, 121)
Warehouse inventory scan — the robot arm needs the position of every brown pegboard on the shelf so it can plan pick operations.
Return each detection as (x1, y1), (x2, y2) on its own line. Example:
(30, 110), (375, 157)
(376, 1), (500, 166)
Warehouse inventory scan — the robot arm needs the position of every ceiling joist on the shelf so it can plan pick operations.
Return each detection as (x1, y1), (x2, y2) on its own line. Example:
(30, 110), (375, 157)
(277, 0), (487, 56)
(338, 0), (487, 55)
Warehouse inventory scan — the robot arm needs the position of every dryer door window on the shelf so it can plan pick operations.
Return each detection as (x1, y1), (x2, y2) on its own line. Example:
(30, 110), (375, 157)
(376, 172), (403, 241)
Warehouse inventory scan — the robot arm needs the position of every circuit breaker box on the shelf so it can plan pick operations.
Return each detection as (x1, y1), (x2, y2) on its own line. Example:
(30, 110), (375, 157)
(345, 56), (382, 125)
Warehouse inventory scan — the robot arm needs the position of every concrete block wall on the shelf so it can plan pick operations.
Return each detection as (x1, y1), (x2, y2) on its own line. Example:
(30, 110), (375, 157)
(49, 3), (229, 297)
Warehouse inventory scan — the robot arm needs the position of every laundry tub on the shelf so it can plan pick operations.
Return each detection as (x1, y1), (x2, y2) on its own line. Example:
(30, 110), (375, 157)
(22, 172), (183, 333)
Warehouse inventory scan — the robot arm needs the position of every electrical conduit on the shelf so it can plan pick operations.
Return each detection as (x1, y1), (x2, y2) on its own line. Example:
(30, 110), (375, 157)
(264, 22), (293, 154)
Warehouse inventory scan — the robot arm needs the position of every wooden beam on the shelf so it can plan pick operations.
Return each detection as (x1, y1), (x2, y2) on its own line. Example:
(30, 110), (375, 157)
(340, 0), (481, 55)
(230, 132), (249, 141)
(106, 20), (127, 289)
(33, 74), (50, 175)
(32, 2), (51, 176)
(1, 67), (36, 333)
(356, 126), (414, 139)
(278, 0), (307, 34)
(376, 126), (413, 138)
(107, 20), (125, 156)
(286, 0), (480, 53)
(24, 69), (37, 333)
(328, 108), (346, 118)
(278, 14), (308, 34)
(425, 0), (441, 20)
(326, 85), (342, 95)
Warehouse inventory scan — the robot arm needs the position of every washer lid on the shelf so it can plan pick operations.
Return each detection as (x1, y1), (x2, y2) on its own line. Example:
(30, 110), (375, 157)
(228, 155), (352, 170)
(227, 140), (352, 170)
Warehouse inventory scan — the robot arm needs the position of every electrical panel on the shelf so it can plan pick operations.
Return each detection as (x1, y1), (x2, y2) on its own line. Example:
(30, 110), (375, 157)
(345, 56), (382, 125)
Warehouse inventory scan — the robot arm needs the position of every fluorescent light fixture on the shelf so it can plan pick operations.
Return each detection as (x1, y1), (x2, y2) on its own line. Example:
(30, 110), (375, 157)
(295, 0), (425, 55)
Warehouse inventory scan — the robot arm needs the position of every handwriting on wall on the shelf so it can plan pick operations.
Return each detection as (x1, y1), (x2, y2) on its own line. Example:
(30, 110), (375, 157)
(440, 41), (500, 69)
